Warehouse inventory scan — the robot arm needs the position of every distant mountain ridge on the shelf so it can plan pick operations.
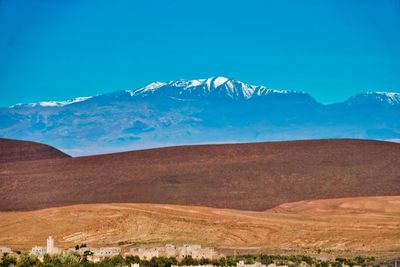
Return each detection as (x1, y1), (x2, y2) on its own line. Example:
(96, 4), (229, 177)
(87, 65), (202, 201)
(7, 77), (400, 106)
(1, 77), (399, 155)
(345, 91), (400, 106)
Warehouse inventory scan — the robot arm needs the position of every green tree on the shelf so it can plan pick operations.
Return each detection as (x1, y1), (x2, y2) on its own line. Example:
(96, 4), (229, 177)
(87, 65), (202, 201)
(200, 257), (211, 266)
(181, 256), (197, 266)
(16, 253), (42, 267)
(259, 254), (273, 265)
(1, 253), (18, 267)
(218, 257), (228, 266)
(43, 253), (81, 267)
(110, 255), (125, 267)
(126, 255), (140, 265)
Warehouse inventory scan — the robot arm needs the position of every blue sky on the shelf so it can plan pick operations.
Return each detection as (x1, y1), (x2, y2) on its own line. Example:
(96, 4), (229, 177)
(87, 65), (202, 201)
(0, 0), (399, 107)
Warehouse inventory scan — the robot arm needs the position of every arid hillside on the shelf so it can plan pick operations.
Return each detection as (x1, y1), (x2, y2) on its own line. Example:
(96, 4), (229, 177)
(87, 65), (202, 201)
(0, 138), (70, 163)
(0, 139), (400, 211)
(0, 196), (399, 257)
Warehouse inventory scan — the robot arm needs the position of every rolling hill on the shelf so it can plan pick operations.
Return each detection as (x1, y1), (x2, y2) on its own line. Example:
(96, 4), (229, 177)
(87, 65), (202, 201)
(0, 138), (70, 163)
(1, 138), (400, 211)
(0, 196), (399, 256)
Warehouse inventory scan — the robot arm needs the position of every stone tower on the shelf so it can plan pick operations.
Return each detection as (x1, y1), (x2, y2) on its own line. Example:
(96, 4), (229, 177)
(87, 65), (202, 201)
(46, 236), (54, 254)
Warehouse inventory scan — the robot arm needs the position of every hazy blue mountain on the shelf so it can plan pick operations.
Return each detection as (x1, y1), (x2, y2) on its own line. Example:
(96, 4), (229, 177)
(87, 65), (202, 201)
(1, 77), (399, 155)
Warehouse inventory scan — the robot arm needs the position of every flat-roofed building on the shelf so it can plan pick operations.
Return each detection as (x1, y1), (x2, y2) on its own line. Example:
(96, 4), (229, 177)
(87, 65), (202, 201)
(92, 247), (121, 258)
(164, 244), (176, 258)
(0, 247), (12, 254)
(128, 244), (219, 260)
(129, 247), (160, 260)
(31, 246), (47, 257)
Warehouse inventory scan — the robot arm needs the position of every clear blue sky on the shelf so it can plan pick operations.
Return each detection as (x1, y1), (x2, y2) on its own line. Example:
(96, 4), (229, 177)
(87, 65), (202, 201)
(0, 0), (399, 107)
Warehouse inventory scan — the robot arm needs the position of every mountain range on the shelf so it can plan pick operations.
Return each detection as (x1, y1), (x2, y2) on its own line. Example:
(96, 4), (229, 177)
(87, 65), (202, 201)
(1, 77), (399, 155)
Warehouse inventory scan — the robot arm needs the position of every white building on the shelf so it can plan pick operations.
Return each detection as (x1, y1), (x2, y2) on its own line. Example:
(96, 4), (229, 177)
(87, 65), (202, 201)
(31, 236), (61, 257)
(75, 246), (122, 262)
(129, 247), (159, 260)
(31, 246), (47, 257)
(175, 262), (269, 267)
(164, 244), (176, 258)
(127, 244), (219, 260)
(177, 244), (218, 260)
(47, 236), (55, 254)
(91, 247), (121, 259)
(190, 247), (218, 260)
(237, 261), (267, 267)
(178, 244), (201, 258)
(0, 247), (12, 254)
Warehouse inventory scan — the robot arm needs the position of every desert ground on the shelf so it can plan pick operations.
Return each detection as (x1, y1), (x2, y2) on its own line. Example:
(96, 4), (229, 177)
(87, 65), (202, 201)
(2, 139), (400, 212)
(1, 138), (399, 258)
(0, 196), (399, 258)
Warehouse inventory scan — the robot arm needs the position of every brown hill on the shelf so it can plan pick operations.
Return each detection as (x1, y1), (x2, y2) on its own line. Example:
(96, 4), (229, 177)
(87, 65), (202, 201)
(0, 138), (70, 163)
(0, 196), (399, 257)
(0, 139), (400, 211)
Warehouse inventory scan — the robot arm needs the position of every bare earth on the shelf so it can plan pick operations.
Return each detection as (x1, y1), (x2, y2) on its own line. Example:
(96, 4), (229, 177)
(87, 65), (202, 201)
(0, 196), (399, 257)
(1, 139), (400, 212)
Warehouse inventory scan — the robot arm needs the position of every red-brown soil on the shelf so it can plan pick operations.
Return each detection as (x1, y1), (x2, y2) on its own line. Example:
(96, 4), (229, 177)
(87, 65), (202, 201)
(0, 138), (70, 163)
(0, 139), (400, 211)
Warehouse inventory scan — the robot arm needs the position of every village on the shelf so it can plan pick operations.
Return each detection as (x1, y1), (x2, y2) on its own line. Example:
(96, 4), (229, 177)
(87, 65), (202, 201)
(0, 236), (393, 267)
(2, 236), (226, 265)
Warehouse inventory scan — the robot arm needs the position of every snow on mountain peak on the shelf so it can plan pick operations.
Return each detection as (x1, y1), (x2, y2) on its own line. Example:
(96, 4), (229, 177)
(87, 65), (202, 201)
(127, 81), (166, 96)
(10, 96), (92, 108)
(348, 91), (400, 105)
(7, 77), (309, 108)
(128, 77), (298, 100)
(370, 92), (400, 105)
(207, 76), (229, 88)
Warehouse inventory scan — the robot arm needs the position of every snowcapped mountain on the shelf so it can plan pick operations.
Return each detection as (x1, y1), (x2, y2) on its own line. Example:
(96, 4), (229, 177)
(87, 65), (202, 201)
(8, 77), (314, 108)
(10, 96), (93, 108)
(1, 77), (399, 155)
(127, 76), (303, 100)
(345, 92), (400, 106)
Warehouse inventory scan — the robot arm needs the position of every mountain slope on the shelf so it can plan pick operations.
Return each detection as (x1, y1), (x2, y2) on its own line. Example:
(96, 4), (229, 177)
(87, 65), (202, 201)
(0, 138), (70, 163)
(1, 197), (399, 256)
(1, 77), (399, 156)
(1, 139), (399, 211)
(345, 92), (400, 106)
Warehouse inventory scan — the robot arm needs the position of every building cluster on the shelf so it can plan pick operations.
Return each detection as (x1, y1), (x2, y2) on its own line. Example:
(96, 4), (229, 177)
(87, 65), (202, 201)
(175, 262), (288, 267)
(127, 244), (219, 260)
(0, 247), (12, 254)
(31, 236), (62, 257)
(27, 236), (123, 262)
(72, 246), (122, 262)
(0, 236), (220, 263)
